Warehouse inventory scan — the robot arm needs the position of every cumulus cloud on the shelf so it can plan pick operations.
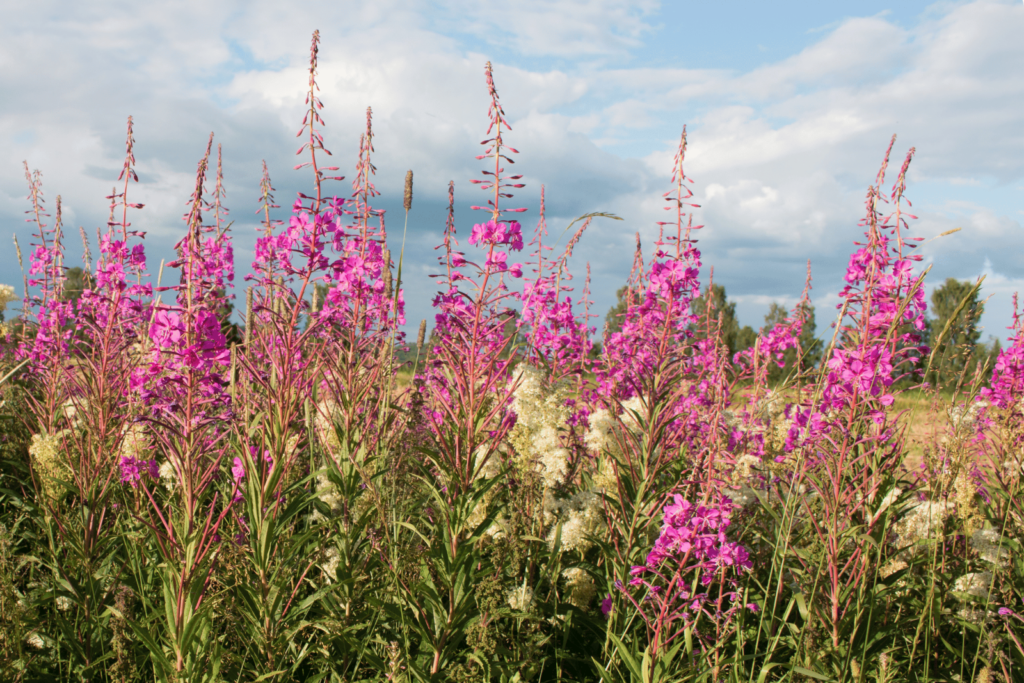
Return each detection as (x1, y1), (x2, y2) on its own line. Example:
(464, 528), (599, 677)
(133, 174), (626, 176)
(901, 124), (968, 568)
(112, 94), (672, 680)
(1, 0), (1021, 339)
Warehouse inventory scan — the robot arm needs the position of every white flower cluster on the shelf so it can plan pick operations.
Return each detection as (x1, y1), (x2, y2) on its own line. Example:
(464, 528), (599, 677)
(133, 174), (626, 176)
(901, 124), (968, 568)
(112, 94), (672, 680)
(313, 399), (342, 457)
(582, 398), (650, 493)
(583, 408), (614, 457)
(617, 396), (648, 435)
(953, 571), (992, 601)
(561, 568), (597, 610)
(722, 454), (763, 509)
(949, 401), (987, 431)
(952, 571), (997, 623)
(725, 485), (758, 508)
(118, 423), (149, 462)
(313, 472), (344, 522)
(25, 633), (47, 651)
(28, 431), (71, 502)
(0, 284), (17, 312)
(733, 454), (762, 481)
(322, 546), (340, 582)
(859, 486), (901, 525)
(474, 443), (503, 481)
(893, 500), (952, 556)
(545, 491), (605, 554)
(60, 399), (86, 430)
(970, 528), (1010, 568)
(508, 364), (573, 489)
(507, 584), (535, 612)
(158, 460), (177, 492)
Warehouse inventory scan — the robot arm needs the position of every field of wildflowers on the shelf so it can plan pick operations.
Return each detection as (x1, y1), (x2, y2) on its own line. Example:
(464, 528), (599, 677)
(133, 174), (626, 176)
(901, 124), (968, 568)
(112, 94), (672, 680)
(0, 32), (1022, 683)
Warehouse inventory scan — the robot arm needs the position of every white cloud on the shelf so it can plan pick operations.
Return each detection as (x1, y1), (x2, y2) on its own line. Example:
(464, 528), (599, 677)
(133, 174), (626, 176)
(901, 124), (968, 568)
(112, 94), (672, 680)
(1, 0), (1022, 338)
(435, 0), (660, 57)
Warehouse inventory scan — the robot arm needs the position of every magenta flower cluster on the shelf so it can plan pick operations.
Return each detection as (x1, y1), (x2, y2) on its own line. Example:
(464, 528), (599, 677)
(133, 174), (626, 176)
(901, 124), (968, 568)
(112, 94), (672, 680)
(119, 456), (158, 488)
(631, 496), (751, 581)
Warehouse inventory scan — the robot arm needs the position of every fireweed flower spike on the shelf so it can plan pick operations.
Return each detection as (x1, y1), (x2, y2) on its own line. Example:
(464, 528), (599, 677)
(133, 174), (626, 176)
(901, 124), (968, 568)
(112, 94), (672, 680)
(424, 63), (526, 499)
(621, 495), (751, 656)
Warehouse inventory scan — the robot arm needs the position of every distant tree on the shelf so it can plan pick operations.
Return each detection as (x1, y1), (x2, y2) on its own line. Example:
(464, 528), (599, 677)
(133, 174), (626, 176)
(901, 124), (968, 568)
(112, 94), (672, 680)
(60, 266), (89, 307)
(926, 278), (984, 388)
(734, 325), (758, 358)
(603, 285), (631, 338)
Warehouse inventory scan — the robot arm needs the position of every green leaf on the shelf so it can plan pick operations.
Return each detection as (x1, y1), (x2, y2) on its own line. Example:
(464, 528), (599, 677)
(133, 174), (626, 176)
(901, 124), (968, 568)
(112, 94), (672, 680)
(791, 666), (830, 680)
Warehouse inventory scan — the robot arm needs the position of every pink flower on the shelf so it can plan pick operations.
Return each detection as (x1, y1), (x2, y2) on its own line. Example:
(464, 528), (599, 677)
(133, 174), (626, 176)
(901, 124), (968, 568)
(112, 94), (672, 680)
(232, 457), (245, 483)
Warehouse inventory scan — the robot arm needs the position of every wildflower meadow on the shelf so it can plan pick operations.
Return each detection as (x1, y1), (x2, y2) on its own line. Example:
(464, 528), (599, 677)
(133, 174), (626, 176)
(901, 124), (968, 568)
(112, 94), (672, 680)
(1, 32), (1023, 683)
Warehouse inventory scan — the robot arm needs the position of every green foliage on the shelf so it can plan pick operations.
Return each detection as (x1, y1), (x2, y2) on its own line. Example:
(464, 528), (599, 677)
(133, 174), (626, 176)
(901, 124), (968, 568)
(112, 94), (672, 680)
(60, 267), (89, 308)
(926, 277), (984, 389)
(603, 286), (630, 339)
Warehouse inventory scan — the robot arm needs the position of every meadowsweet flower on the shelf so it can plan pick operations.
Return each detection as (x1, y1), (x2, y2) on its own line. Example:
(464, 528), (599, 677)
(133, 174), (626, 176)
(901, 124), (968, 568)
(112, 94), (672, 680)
(950, 401), (986, 430)
(583, 408), (614, 456)
(724, 485), (757, 508)
(953, 571), (997, 625)
(953, 571), (993, 601)
(313, 472), (343, 522)
(507, 363), (574, 488)
(893, 500), (951, 555)
(507, 584), (535, 612)
(322, 546), (340, 582)
(953, 468), (980, 526)
(732, 453), (762, 481)
(59, 398), (88, 430)
(474, 444), (503, 480)
(561, 568), (597, 610)
(28, 431), (70, 502)
(313, 399), (341, 456)
(970, 528), (1010, 568)
(0, 284), (17, 312)
(619, 396), (646, 434)
(158, 460), (177, 491)
(546, 491), (606, 553)
(466, 497), (490, 531)
(591, 457), (618, 495)
(118, 423), (149, 462)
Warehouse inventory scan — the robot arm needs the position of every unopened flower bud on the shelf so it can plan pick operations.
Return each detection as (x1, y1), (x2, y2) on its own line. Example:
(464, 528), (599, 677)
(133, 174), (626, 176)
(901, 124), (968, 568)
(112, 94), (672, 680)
(244, 287), (253, 346)
(13, 235), (23, 271)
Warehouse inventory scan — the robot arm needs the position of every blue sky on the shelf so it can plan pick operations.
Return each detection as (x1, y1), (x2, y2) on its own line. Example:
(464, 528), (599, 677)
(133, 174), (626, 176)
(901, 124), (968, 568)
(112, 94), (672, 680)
(2, 0), (1022, 341)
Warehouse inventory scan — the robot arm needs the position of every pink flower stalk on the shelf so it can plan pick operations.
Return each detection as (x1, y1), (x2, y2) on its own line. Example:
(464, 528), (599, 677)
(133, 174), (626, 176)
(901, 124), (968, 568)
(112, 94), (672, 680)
(621, 495), (751, 657)
(980, 295), (1024, 413)
(597, 131), (703, 403)
(787, 138), (926, 450)
(518, 187), (595, 382)
(421, 64), (528, 497)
